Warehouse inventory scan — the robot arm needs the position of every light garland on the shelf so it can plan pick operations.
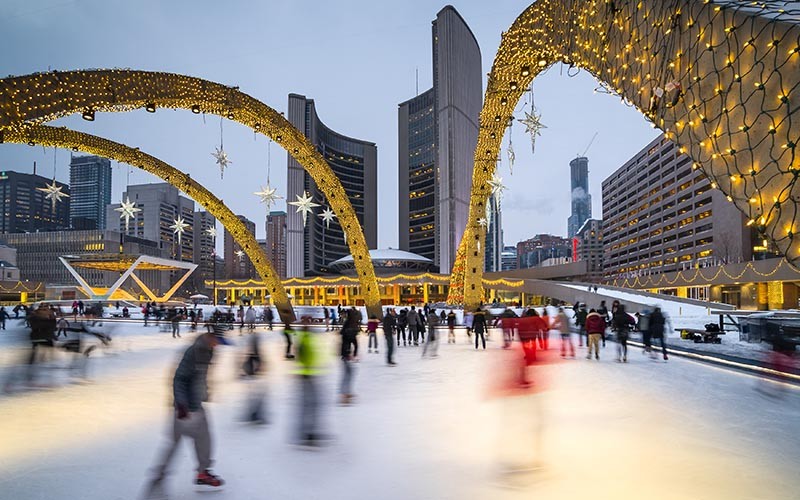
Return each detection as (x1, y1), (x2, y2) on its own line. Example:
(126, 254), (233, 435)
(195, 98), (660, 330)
(607, 259), (800, 289)
(451, 0), (800, 309)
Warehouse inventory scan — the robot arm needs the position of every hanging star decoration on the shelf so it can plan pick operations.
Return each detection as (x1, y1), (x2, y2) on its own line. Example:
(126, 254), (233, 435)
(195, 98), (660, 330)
(288, 191), (320, 227)
(518, 109), (546, 154)
(235, 249), (245, 260)
(319, 207), (337, 229)
(114, 196), (141, 233)
(487, 172), (508, 198)
(205, 227), (217, 239)
(37, 179), (69, 212)
(477, 217), (489, 229)
(170, 216), (190, 246)
(211, 146), (231, 179)
(507, 139), (516, 173)
(254, 183), (283, 211)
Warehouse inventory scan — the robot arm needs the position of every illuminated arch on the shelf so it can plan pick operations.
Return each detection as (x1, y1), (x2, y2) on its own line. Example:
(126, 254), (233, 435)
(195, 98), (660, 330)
(450, 0), (800, 308)
(6, 124), (296, 322)
(0, 69), (382, 317)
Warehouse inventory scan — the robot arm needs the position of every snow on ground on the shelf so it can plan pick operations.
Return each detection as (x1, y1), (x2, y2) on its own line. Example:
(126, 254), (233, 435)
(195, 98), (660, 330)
(0, 322), (798, 499)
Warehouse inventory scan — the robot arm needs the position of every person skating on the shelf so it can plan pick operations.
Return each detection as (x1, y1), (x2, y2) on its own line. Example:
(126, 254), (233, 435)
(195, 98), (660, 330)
(295, 316), (327, 445)
(265, 307), (274, 330)
(0, 305), (8, 330)
(407, 306), (420, 346)
(170, 308), (182, 339)
(397, 308), (408, 346)
(383, 309), (397, 365)
(282, 317), (295, 359)
(648, 306), (668, 360)
(422, 309), (439, 358)
(56, 316), (69, 338)
(446, 310), (456, 344)
(240, 329), (267, 424)
(473, 307), (487, 350)
(575, 304), (588, 347)
(245, 305), (256, 331)
(611, 304), (634, 362)
(366, 314), (379, 354)
(144, 326), (230, 498)
(339, 311), (359, 405)
(585, 308), (606, 360)
(555, 307), (574, 358)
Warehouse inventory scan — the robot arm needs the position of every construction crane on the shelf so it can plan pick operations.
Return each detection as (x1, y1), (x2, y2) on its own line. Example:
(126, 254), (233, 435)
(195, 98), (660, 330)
(578, 132), (598, 158)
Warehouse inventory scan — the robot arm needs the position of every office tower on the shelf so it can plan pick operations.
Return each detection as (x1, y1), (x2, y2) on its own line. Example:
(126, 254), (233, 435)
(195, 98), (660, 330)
(286, 94), (377, 277)
(224, 215), (256, 279)
(0, 170), (70, 233)
(398, 5), (482, 274)
(501, 245), (518, 271)
(106, 182), (195, 262)
(484, 194), (502, 272)
(69, 155), (112, 230)
(516, 234), (573, 269)
(575, 218), (603, 281)
(567, 156), (592, 238)
(266, 211), (287, 279)
(193, 210), (217, 288)
(602, 134), (752, 279)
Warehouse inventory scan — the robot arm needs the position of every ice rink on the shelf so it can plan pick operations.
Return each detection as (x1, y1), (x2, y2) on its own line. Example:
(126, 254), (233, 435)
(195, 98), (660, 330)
(0, 322), (798, 499)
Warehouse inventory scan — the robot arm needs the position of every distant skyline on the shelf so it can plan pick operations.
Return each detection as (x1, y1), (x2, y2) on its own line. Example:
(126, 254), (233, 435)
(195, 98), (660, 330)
(0, 0), (659, 253)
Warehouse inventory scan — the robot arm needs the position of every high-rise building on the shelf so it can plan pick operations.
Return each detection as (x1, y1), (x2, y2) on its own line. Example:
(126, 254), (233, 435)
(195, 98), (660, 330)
(575, 218), (604, 281)
(192, 210), (216, 289)
(0, 170), (70, 233)
(516, 234), (573, 269)
(484, 194), (502, 272)
(287, 94), (377, 277)
(501, 245), (518, 271)
(265, 211), (287, 279)
(106, 182), (195, 262)
(398, 5), (482, 274)
(69, 155), (112, 230)
(224, 215), (256, 280)
(602, 134), (752, 279)
(567, 156), (592, 238)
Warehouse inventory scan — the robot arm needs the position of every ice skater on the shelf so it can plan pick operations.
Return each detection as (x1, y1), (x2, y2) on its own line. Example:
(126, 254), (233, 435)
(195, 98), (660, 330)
(473, 307), (487, 350)
(367, 314), (379, 354)
(612, 304), (634, 363)
(339, 311), (359, 405)
(144, 327), (230, 498)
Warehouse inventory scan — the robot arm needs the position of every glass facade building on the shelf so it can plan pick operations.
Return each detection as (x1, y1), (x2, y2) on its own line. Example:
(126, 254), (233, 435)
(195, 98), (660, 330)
(398, 6), (482, 274)
(567, 156), (592, 238)
(69, 155), (111, 230)
(286, 94), (377, 277)
(0, 170), (70, 233)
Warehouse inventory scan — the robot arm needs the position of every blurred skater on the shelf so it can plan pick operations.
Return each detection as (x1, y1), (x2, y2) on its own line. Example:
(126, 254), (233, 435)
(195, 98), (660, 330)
(555, 307), (574, 358)
(612, 304), (634, 363)
(473, 308), (487, 350)
(295, 317), (327, 446)
(367, 314), (379, 354)
(447, 310), (456, 344)
(648, 306), (668, 361)
(383, 309), (397, 365)
(585, 308), (606, 361)
(240, 329), (267, 424)
(339, 311), (359, 405)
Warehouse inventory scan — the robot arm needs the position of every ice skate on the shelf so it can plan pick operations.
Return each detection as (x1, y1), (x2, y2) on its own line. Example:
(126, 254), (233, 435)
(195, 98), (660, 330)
(194, 470), (224, 492)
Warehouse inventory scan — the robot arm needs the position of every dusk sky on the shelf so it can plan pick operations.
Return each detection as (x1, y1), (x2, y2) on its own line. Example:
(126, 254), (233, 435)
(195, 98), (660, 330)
(0, 0), (660, 251)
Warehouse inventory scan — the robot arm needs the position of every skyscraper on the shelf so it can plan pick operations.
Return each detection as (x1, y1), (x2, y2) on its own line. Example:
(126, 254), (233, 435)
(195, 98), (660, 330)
(69, 155), (111, 230)
(398, 6), (482, 274)
(224, 215), (256, 280)
(286, 94), (377, 277)
(0, 170), (70, 233)
(106, 182), (195, 262)
(193, 210), (216, 289)
(567, 156), (592, 238)
(266, 211), (287, 279)
(484, 194), (502, 272)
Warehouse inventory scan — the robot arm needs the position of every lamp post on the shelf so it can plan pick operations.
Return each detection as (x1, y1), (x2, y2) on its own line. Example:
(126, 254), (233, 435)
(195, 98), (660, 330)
(212, 248), (217, 306)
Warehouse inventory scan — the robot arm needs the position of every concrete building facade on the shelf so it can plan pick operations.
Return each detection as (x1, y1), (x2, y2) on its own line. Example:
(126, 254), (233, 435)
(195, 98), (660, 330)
(575, 218), (604, 282)
(398, 5), (482, 274)
(69, 155), (111, 230)
(265, 211), (287, 279)
(0, 170), (70, 233)
(287, 94), (377, 277)
(602, 135), (752, 280)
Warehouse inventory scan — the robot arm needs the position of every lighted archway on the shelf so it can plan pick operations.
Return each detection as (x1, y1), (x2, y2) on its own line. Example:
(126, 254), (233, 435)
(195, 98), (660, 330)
(0, 69), (382, 317)
(450, 0), (800, 308)
(5, 124), (297, 322)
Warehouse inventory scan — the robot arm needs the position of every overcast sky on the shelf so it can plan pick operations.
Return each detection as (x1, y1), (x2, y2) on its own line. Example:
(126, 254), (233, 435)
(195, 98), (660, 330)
(0, 0), (659, 251)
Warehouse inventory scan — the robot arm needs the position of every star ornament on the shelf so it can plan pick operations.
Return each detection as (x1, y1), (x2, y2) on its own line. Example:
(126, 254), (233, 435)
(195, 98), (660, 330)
(235, 249), (246, 260)
(205, 227), (217, 239)
(477, 217), (489, 228)
(114, 196), (141, 233)
(170, 216), (190, 245)
(518, 110), (547, 153)
(288, 191), (320, 227)
(487, 172), (507, 198)
(37, 179), (69, 212)
(254, 183), (283, 211)
(211, 146), (232, 179)
(319, 207), (336, 229)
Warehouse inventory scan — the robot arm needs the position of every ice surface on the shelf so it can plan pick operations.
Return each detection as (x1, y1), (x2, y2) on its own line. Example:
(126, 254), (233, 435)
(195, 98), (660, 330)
(0, 321), (798, 499)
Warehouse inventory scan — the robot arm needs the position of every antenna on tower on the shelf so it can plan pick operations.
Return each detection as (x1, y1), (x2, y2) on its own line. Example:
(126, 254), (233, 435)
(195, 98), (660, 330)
(578, 132), (598, 158)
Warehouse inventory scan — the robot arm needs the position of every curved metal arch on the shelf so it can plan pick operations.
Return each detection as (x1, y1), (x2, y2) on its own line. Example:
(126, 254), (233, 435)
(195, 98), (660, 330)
(0, 69), (382, 317)
(450, 0), (800, 308)
(5, 124), (296, 323)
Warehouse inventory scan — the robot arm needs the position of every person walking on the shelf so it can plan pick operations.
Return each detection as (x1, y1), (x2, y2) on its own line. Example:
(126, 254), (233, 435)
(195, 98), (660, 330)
(648, 306), (668, 361)
(339, 311), (359, 405)
(366, 314), (380, 354)
(382, 309), (397, 365)
(446, 310), (456, 344)
(555, 307), (574, 358)
(575, 304), (588, 347)
(585, 308), (606, 360)
(397, 308), (408, 346)
(407, 306), (420, 346)
(612, 304), (634, 363)
(473, 308), (487, 350)
(144, 326), (229, 498)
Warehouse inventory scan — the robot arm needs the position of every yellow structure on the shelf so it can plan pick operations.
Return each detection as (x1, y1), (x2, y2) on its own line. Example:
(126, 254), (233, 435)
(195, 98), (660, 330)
(449, 0), (800, 309)
(0, 69), (381, 318)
